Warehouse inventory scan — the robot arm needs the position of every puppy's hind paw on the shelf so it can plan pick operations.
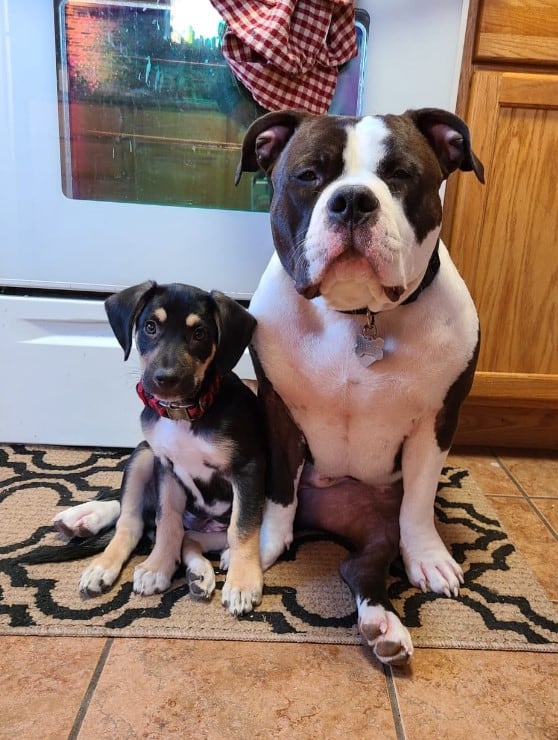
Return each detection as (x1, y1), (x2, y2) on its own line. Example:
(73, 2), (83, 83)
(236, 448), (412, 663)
(187, 557), (216, 601)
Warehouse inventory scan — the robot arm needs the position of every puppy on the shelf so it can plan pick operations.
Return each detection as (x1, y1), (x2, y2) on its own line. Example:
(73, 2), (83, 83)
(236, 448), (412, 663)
(236, 108), (484, 661)
(53, 281), (265, 616)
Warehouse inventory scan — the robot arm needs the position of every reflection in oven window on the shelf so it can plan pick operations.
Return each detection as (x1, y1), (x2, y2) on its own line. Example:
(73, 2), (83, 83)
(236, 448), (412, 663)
(55, 0), (269, 210)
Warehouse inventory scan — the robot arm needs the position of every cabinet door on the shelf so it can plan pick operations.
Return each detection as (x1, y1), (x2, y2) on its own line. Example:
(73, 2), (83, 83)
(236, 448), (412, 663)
(449, 71), (558, 407)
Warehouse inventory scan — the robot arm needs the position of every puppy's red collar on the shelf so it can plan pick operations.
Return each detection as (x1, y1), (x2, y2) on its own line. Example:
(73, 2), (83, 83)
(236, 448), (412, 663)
(136, 376), (221, 421)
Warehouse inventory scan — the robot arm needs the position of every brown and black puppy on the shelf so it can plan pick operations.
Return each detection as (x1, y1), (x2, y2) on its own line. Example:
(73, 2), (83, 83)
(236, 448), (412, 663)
(53, 280), (266, 616)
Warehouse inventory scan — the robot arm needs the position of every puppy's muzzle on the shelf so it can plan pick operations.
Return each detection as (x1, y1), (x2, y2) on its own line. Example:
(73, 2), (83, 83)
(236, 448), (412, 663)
(327, 185), (379, 228)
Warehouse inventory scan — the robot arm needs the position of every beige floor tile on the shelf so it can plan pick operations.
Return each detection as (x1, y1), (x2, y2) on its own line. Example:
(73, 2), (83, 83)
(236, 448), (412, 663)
(392, 648), (558, 740)
(77, 639), (397, 739)
(449, 446), (521, 496)
(0, 636), (106, 740)
(532, 498), (558, 537)
(488, 496), (558, 600)
(495, 450), (558, 498)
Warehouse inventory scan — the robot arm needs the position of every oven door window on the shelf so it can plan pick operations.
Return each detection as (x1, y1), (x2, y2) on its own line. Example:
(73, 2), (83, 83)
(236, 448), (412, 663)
(55, 0), (368, 212)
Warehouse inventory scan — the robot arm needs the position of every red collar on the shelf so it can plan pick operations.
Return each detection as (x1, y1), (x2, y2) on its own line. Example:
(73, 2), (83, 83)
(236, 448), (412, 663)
(136, 376), (222, 421)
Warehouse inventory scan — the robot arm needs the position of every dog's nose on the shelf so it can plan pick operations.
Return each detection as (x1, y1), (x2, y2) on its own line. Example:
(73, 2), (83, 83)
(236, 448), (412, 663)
(327, 186), (379, 226)
(153, 368), (180, 388)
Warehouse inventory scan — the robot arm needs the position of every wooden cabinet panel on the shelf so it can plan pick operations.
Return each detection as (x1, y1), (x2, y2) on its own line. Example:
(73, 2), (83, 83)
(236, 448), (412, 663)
(449, 71), (558, 392)
(476, 0), (558, 64)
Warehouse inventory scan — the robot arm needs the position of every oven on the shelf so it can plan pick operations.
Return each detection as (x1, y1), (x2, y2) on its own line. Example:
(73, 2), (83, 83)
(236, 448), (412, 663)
(0, 0), (467, 446)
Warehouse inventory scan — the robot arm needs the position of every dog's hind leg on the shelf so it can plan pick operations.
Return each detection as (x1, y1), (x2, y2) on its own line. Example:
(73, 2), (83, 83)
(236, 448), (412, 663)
(80, 443), (155, 596)
(181, 532), (226, 600)
(54, 500), (120, 540)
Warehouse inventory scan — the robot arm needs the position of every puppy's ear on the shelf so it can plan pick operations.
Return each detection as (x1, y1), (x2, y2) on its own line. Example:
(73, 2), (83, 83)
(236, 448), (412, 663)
(406, 108), (485, 183)
(235, 110), (310, 184)
(210, 291), (256, 375)
(105, 280), (157, 360)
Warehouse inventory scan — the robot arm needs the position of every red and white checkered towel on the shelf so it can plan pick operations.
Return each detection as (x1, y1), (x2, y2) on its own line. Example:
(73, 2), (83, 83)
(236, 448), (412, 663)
(210, 0), (358, 114)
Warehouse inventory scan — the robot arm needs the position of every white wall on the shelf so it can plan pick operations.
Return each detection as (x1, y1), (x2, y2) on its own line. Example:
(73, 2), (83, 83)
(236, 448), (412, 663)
(357, 0), (467, 115)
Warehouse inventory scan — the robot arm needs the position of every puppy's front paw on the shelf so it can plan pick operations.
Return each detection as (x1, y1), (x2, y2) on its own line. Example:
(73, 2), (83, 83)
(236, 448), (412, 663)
(401, 530), (463, 597)
(187, 556), (216, 600)
(221, 569), (263, 617)
(358, 600), (413, 666)
(79, 562), (120, 597)
(133, 563), (172, 595)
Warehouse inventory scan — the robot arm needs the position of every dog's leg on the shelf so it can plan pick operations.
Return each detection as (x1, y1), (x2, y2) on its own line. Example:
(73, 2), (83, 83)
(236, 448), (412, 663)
(80, 443), (154, 596)
(297, 477), (412, 665)
(133, 467), (185, 595)
(181, 533), (224, 600)
(220, 463), (266, 616)
(54, 500), (120, 540)
(400, 420), (463, 597)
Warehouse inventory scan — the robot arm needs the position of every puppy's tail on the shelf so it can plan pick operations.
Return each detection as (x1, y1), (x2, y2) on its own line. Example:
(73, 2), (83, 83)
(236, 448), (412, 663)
(20, 531), (116, 564)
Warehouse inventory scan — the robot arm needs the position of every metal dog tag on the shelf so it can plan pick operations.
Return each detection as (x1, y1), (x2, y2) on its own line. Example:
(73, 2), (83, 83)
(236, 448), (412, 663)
(355, 312), (384, 366)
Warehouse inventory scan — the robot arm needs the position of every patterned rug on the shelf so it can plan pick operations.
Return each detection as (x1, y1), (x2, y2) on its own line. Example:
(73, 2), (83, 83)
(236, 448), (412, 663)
(1, 444), (557, 651)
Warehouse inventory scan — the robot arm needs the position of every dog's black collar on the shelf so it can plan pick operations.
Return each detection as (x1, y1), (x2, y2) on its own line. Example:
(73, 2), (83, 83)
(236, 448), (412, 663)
(338, 240), (441, 316)
(136, 376), (221, 421)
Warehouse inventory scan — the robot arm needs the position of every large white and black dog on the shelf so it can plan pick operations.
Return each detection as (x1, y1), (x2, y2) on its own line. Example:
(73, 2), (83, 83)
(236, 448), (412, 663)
(236, 108), (484, 664)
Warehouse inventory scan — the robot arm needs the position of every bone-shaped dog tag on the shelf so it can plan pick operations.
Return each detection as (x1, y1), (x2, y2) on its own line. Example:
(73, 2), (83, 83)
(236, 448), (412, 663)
(355, 332), (385, 366)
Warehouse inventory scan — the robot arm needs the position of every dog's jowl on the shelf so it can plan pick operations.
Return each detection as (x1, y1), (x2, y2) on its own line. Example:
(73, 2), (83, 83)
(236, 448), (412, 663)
(52, 281), (266, 616)
(237, 108), (484, 663)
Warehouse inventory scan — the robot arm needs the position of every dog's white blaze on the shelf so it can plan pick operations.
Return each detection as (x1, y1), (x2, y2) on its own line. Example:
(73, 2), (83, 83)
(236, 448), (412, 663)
(344, 116), (389, 176)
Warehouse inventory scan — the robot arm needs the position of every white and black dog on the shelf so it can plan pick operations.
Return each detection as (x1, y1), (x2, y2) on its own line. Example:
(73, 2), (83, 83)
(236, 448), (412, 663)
(37, 281), (266, 616)
(236, 108), (484, 663)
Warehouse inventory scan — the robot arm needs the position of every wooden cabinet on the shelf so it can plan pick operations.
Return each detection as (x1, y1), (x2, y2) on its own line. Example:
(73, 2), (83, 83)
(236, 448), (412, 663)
(445, 0), (558, 449)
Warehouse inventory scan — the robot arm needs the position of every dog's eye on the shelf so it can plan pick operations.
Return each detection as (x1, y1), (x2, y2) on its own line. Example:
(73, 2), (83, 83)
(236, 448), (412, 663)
(192, 326), (208, 342)
(144, 320), (157, 335)
(296, 168), (319, 183)
(390, 168), (412, 180)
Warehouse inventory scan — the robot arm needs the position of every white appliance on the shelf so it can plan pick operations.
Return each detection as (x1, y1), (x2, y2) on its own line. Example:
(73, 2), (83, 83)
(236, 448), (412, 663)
(0, 0), (467, 447)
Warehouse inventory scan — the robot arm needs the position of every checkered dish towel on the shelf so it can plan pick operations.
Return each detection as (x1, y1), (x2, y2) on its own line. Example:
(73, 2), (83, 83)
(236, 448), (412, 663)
(210, 0), (358, 114)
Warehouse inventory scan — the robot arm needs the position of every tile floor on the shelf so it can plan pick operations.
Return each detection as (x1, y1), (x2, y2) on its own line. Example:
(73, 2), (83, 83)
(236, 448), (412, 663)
(1, 447), (557, 739)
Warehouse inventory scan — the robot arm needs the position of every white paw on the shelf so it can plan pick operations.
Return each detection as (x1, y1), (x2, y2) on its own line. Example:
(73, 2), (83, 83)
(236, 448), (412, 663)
(53, 501), (120, 539)
(219, 547), (230, 571)
(133, 565), (172, 595)
(358, 600), (413, 665)
(401, 531), (464, 597)
(187, 556), (216, 600)
(259, 501), (296, 571)
(221, 576), (263, 617)
(79, 562), (120, 597)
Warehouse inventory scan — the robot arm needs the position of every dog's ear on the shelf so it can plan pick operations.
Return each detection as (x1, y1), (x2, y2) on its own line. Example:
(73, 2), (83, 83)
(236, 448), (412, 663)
(105, 280), (158, 360)
(406, 108), (485, 183)
(235, 110), (310, 184)
(210, 291), (257, 375)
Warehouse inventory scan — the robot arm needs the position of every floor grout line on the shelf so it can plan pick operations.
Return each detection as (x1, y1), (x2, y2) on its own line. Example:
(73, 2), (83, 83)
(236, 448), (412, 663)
(67, 637), (114, 740)
(383, 665), (407, 740)
(493, 455), (558, 543)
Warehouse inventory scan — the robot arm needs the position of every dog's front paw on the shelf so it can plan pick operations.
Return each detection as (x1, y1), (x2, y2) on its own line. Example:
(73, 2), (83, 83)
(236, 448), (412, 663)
(53, 501), (120, 539)
(186, 556), (216, 600)
(79, 562), (120, 597)
(133, 563), (172, 595)
(221, 569), (263, 617)
(401, 530), (464, 597)
(358, 600), (413, 666)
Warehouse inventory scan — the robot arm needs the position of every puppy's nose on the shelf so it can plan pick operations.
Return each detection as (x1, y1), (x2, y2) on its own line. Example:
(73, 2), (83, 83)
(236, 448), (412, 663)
(327, 186), (379, 226)
(153, 368), (180, 388)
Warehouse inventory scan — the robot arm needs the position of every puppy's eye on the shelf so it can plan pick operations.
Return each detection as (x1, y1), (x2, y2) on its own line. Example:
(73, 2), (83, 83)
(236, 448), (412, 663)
(192, 326), (208, 342)
(144, 320), (157, 335)
(390, 168), (411, 180)
(296, 168), (319, 183)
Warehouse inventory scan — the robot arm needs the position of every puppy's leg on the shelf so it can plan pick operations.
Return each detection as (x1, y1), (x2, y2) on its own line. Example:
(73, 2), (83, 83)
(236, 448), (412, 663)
(221, 466), (265, 616)
(181, 533), (225, 600)
(400, 421), (463, 597)
(133, 467), (185, 595)
(80, 443), (154, 596)
(54, 500), (120, 540)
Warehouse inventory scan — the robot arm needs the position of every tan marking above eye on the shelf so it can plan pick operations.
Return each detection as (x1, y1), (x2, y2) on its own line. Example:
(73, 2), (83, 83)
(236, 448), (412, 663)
(185, 313), (201, 327)
(154, 308), (167, 323)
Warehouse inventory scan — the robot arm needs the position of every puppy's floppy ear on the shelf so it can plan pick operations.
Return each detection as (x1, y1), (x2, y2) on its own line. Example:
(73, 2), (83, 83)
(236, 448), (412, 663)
(235, 109), (310, 184)
(406, 108), (485, 183)
(105, 280), (158, 360)
(210, 291), (256, 375)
